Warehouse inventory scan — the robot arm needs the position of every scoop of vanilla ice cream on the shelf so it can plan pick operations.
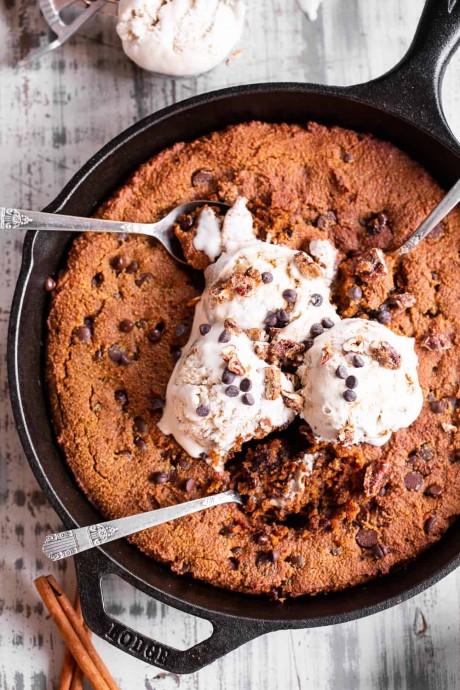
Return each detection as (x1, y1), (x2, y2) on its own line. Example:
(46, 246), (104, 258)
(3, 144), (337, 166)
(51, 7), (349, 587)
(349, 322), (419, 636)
(299, 319), (423, 446)
(200, 199), (339, 339)
(117, 0), (246, 76)
(158, 326), (295, 467)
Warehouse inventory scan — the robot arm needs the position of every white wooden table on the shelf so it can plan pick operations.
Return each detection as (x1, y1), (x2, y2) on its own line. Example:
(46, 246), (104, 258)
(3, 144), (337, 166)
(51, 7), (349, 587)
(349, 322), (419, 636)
(1, 1), (459, 688)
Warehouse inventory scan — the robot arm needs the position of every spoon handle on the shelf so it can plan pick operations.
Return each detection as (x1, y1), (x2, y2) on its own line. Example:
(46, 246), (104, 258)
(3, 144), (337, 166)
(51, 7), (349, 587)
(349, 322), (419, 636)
(42, 490), (242, 561)
(0, 207), (146, 235)
(397, 177), (460, 256)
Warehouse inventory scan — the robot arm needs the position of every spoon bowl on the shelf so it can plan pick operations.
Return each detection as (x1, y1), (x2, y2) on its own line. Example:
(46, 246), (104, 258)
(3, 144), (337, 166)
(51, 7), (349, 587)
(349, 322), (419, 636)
(0, 201), (230, 265)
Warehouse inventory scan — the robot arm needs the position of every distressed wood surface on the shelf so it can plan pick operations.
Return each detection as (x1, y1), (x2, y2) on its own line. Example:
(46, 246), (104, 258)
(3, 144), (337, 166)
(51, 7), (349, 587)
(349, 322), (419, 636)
(1, 0), (460, 688)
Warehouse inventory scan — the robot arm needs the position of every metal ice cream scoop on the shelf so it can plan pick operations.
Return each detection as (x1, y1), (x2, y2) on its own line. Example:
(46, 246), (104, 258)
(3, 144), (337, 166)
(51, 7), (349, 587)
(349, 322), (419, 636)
(42, 490), (243, 561)
(0, 201), (230, 265)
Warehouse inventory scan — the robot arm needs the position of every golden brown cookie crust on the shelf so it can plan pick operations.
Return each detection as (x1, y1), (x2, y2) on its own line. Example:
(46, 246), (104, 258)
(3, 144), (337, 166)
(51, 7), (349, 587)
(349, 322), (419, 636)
(46, 121), (460, 598)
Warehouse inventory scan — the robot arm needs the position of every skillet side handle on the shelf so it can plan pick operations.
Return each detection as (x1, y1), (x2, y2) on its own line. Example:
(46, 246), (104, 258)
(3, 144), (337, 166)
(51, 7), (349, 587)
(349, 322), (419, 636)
(74, 549), (271, 674)
(346, 0), (460, 150)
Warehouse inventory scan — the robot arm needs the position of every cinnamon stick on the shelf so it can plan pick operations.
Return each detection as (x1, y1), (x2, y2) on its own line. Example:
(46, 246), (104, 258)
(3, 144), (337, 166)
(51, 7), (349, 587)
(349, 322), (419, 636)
(58, 643), (76, 690)
(59, 591), (87, 690)
(34, 576), (119, 690)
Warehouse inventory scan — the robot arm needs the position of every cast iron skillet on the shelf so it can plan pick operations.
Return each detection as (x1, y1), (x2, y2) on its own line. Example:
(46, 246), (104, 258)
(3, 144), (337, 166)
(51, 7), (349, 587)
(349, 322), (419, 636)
(7, 0), (460, 674)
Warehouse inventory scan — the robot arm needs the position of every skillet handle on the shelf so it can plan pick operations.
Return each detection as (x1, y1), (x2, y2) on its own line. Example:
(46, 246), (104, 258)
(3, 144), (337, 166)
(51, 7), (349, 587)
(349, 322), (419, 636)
(345, 0), (460, 151)
(74, 549), (272, 674)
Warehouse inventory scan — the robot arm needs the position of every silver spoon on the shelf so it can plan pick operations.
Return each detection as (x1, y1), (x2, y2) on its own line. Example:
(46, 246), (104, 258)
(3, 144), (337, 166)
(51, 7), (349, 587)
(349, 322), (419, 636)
(391, 177), (460, 257)
(3, 176), (460, 265)
(0, 201), (230, 265)
(42, 490), (242, 561)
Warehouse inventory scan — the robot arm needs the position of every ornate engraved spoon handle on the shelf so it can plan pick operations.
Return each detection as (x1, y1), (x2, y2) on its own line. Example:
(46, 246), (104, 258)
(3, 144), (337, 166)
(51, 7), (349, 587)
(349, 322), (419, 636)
(42, 490), (242, 561)
(0, 207), (145, 234)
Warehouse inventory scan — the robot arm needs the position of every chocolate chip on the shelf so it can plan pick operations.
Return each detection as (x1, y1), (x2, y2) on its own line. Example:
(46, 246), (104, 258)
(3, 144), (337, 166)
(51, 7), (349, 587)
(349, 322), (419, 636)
(356, 528), (378, 548)
(261, 272), (273, 284)
(336, 365), (348, 379)
(111, 255), (126, 271)
(373, 543), (390, 559)
(222, 367), (236, 385)
(342, 151), (354, 163)
(348, 286), (362, 301)
(276, 309), (289, 324)
(134, 416), (148, 433)
(218, 329), (231, 343)
(119, 353), (132, 365)
(199, 323), (212, 336)
(424, 516), (439, 534)
(44, 277), (56, 292)
(345, 375), (358, 389)
(228, 557), (239, 570)
(240, 378), (252, 392)
(150, 397), (165, 411)
(185, 478), (196, 493)
(76, 325), (91, 342)
(322, 317), (334, 329)
(225, 385), (239, 397)
(256, 534), (270, 545)
(303, 338), (314, 351)
(135, 272), (154, 287)
(134, 437), (147, 451)
(192, 169), (212, 186)
(196, 405), (210, 417)
(148, 328), (162, 343)
(353, 354), (365, 368)
(151, 471), (168, 485)
(451, 450), (460, 463)
(179, 214), (194, 231)
(93, 349), (103, 362)
(429, 399), (446, 414)
(119, 319), (134, 333)
(92, 272), (104, 287)
(114, 390), (128, 405)
(282, 289), (297, 303)
(287, 554), (305, 567)
(108, 345), (122, 363)
(175, 323), (189, 338)
(316, 211), (337, 228)
(178, 458), (189, 469)
(257, 549), (279, 565)
(425, 483), (443, 497)
(310, 323), (324, 337)
(242, 393), (255, 406)
(126, 260), (139, 274)
(366, 212), (388, 236)
(377, 309), (392, 325)
(343, 389), (357, 402)
(265, 313), (278, 327)
(310, 293), (323, 307)
(231, 546), (243, 556)
(404, 471), (424, 492)
(171, 346), (182, 362)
